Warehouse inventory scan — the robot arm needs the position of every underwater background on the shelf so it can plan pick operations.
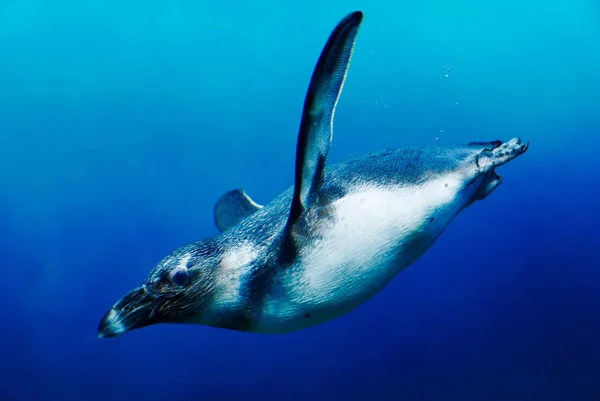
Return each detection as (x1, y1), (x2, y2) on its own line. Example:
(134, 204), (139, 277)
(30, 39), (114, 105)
(1, 0), (599, 400)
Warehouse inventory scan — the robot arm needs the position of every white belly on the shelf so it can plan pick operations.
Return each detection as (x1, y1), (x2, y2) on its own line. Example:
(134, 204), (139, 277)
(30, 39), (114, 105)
(256, 175), (469, 333)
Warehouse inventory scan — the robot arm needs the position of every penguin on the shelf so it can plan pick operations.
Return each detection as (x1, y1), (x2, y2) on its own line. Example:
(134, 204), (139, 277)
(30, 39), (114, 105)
(98, 10), (528, 338)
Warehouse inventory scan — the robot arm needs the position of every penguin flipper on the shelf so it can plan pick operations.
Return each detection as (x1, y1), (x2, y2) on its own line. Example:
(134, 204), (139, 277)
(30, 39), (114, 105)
(287, 11), (363, 226)
(213, 189), (263, 232)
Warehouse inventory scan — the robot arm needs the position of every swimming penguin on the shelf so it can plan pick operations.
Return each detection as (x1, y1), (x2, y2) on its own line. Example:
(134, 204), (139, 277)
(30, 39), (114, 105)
(98, 11), (528, 338)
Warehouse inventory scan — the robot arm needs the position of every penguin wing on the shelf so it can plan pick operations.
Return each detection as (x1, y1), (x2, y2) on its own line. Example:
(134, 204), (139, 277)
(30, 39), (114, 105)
(286, 11), (363, 227)
(213, 189), (263, 232)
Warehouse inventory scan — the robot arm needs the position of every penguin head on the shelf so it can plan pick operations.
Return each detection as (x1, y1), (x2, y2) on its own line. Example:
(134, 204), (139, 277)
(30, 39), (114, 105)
(98, 240), (221, 338)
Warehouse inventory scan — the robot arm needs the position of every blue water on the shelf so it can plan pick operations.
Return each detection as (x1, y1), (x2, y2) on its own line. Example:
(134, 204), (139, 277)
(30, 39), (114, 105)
(1, 0), (599, 400)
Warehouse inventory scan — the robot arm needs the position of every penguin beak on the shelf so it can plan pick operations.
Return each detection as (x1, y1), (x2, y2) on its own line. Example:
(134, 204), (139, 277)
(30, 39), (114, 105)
(97, 286), (162, 338)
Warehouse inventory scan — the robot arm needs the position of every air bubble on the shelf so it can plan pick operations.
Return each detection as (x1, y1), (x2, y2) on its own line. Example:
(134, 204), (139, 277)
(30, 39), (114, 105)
(443, 65), (451, 78)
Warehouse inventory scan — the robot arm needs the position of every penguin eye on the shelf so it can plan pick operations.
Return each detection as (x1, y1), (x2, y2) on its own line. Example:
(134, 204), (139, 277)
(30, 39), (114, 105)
(169, 268), (189, 287)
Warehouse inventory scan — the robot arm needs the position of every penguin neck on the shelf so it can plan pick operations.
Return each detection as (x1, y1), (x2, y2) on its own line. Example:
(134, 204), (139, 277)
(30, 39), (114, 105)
(199, 241), (265, 332)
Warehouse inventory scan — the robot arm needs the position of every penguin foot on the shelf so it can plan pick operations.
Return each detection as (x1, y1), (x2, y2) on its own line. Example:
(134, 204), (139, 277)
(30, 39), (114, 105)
(477, 137), (529, 171)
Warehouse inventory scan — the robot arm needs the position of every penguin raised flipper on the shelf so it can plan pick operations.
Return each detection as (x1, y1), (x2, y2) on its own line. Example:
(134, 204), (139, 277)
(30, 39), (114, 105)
(287, 11), (363, 228)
